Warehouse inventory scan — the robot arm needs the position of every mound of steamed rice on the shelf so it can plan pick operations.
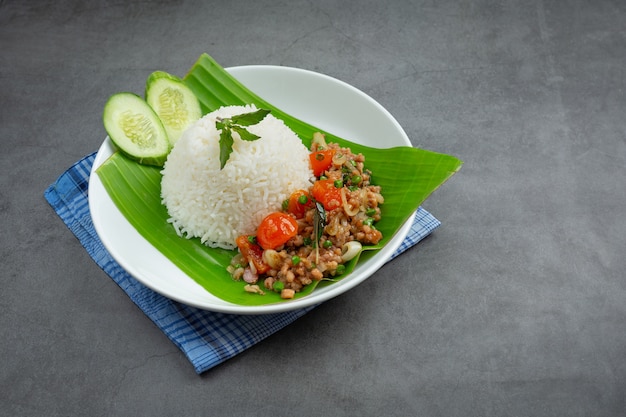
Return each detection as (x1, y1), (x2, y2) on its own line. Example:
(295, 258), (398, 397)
(160, 105), (313, 250)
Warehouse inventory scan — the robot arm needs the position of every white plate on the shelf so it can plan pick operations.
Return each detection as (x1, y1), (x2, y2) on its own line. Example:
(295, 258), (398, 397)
(89, 65), (415, 314)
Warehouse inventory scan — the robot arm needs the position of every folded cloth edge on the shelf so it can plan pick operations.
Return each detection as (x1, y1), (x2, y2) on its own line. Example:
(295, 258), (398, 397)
(44, 152), (440, 373)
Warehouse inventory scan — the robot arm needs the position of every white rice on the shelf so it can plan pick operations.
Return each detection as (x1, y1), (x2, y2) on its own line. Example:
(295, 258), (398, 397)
(160, 104), (313, 250)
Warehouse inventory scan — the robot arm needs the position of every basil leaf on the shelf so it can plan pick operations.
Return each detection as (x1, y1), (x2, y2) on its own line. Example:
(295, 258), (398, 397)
(219, 128), (234, 169)
(314, 201), (326, 241)
(215, 109), (271, 169)
(315, 201), (326, 223)
(215, 120), (228, 131)
(230, 108), (270, 126)
(232, 125), (261, 141)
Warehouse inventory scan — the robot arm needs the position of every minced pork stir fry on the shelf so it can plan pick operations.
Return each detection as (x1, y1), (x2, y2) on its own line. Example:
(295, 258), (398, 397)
(228, 132), (384, 299)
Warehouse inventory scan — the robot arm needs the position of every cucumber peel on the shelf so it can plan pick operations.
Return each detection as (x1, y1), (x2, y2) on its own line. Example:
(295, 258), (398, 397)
(102, 92), (171, 167)
(145, 71), (202, 146)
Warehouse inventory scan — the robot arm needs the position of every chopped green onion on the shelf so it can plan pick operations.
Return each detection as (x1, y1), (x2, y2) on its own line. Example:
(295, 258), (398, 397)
(365, 208), (377, 216)
(291, 255), (301, 265)
(303, 237), (312, 246)
(282, 199), (289, 210)
(273, 280), (285, 292)
(364, 218), (374, 226)
(348, 185), (358, 192)
(247, 235), (257, 244)
(320, 175), (327, 180)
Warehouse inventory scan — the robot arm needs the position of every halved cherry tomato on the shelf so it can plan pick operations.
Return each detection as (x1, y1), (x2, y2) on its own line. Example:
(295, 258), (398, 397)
(309, 149), (336, 177)
(311, 179), (343, 211)
(256, 212), (298, 250)
(236, 235), (270, 274)
(286, 189), (313, 219)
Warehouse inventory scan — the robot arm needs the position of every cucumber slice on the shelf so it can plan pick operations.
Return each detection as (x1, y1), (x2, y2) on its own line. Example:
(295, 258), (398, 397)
(145, 71), (202, 146)
(102, 92), (171, 167)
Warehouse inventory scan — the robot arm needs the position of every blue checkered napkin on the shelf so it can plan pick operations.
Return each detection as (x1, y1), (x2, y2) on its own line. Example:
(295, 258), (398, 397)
(44, 153), (440, 374)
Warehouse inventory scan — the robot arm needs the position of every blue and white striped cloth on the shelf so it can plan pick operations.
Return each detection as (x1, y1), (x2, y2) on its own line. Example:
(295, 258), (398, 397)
(44, 152), (441, 373)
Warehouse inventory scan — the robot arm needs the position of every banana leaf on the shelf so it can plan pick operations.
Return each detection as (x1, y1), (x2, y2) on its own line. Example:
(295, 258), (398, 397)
(96, 53), (462, 306)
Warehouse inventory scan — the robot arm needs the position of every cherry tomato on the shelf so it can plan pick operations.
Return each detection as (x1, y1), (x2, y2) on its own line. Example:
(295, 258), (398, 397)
(311, 179), (343, 211)
(256, 212), (298, 250)
(286, 189), (313, 219)
(309, 149), (336, 177)
(236, 235), (270, 274)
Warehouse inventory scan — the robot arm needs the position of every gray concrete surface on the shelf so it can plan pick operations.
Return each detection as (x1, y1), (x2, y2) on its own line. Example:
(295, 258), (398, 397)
(2, 1), (625, 416)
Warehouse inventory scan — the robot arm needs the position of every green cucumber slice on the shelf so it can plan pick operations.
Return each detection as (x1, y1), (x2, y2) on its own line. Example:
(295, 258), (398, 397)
(102, 92), (171, 167)
(145, 71), (202, 146)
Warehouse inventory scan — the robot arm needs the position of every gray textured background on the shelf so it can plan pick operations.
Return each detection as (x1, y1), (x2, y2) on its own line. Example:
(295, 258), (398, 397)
(2, 1), (625, 416)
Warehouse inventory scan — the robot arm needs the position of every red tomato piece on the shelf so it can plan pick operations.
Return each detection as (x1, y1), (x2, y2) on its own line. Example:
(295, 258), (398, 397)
(311, 179), (343, 211)
(256, 212), (298, 250)
(309, 149), (336, 177)
(286, 189), (313, 219)
(236, 235), (270, 274)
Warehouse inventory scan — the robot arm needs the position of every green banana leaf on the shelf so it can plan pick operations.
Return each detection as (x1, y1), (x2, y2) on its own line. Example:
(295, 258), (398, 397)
(96, 53), (462, 306)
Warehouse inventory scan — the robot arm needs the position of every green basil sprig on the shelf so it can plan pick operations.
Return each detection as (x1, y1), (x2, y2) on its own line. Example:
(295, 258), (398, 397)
(215, 109), (270, 169)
